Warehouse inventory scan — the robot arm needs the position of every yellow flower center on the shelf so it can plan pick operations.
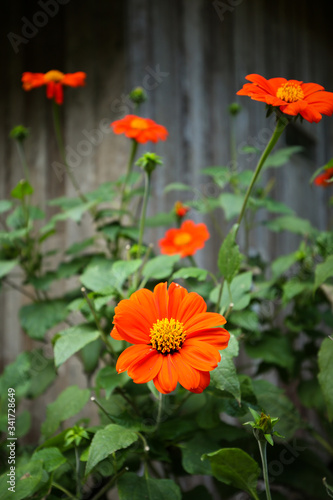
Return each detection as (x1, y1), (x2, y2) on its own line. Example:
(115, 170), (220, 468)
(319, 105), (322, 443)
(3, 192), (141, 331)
(130, 117), (149, 130)
(174, 232), (192, 246)
(44, 70), (65, 83)
(276, 81), (304, 103)
(150, 318), (186, 354)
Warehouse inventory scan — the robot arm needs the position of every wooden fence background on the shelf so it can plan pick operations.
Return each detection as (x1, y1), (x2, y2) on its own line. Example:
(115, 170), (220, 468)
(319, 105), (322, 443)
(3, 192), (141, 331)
(1, 0), (333, 441)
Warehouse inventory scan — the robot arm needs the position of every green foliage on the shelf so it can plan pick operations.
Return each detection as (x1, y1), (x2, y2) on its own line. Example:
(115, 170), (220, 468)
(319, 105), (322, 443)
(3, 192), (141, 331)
(202, 448), (260, 499)
(54, 324), (100, 368)
(117, 473), (182, 500)
(218, 225), (242, 283)
(318, 338), (333, 421)
(19, 300), (68, 340)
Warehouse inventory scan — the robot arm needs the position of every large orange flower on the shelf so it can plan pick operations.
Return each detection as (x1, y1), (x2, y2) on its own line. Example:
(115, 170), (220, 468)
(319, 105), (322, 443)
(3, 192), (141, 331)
(111, 282), (230, 394)
(159, 220), (209, 258)
(314, 167), (333, 187)
(22, 70), (86, 105)
(237, 74), (333, 123)
(111, 115), (168, 143)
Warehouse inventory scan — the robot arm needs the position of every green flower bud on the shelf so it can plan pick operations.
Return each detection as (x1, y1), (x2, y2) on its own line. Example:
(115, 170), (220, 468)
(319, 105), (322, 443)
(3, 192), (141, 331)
(129, 86), (147, 105)
(9, 125), (29, 142)
(228, 102), (242, 116)
(136, 152), (163, 175)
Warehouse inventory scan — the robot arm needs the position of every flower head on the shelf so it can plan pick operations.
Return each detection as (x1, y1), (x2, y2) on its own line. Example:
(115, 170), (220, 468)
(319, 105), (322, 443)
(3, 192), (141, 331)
(314, 167), (333, 187)
(237, 74), (333, 123)
(111, 282), (230, 394)
(159, 220), (209, 258)
(136, 152), (163, 174)
(174, 201), (190, 218)
(111, 115), (168, 143)
(244, 408), (283, 446)
(22, 70), (86, 105)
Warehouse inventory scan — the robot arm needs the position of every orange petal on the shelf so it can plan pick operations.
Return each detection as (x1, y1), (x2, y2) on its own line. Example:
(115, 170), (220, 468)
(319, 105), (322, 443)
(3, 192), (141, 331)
(177, 292), (206, 324)
(184, 312), (226, 333)
(116, 344), (151, 374)
(171, 352), (200, 390)
(110, 326), (123, 340)
(62, 72), (86, 87)
(130, 288), (159, 326)
(153, 282), (169, 319)
(180, 340), (220, 371)
(190, 371), (211, 393)
(127, 349), (163, 383)
(244, 74), (277, 94)
(168, 282), (188, 319)
(186, 328), (230, 349)
(153, 355), (178, 394)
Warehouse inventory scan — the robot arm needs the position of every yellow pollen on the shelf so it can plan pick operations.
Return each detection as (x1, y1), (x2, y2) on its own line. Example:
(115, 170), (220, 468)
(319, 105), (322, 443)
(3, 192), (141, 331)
(276, 81), (304, 103)
(131, 117), (149, 130)
(150, 318), (186, 354)
(174, 232), (192, 246)
(44, 70), (65, 82)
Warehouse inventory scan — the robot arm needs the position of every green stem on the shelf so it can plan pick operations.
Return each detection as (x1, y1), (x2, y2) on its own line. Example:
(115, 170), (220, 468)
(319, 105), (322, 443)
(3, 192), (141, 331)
(137, 171), (151, 257)
(257, 438), (272, 500)
(16, 142), (30, 183)
(119, 139), (138, 219)
(52, 481), (76, 499)
(52, 101), (87, 203)
(90, 467), (128, 500)
(188, 255), (197, 267)
(215, 278), (224, 313)
(155, 392), (164, 431)
(75, 446), (81, 499)
(90, 396), (115, 423)
(236, 117), (288, 236)
(309, 428), (333, 457)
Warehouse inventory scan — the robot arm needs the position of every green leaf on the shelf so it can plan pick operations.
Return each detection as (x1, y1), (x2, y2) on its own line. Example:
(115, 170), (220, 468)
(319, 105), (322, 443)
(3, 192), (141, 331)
(0, 460), (46, 500)
(0, 260), (18, 279)
(32, 447), (66, 472)
(19, 300), (68, 340)
(181, 434), (217, 475)
(41, 200), (96, 232)
(314, 255), (333, 289)
(262, 146), (303, 169)
(202, 448), (260, 498)
(145, 212), (175, 227)
(80, 257), (114, 292)
(172, 267), (208, 282)
(210, 334), (241, 402)
(10, 179), (34, 199)
(117, 473), (182, 500)
(81, 338), (102, 373)
(282, 280), (312, 304)
(218, 225), (242, 283)
(219, 193), (244, 221)
(164, 182), (192, 193)
(265, 215), (315, 236)
(41, 385), (90, 438)
(110, 259), (142, 293)
(271, 252), (298, 280)
(210, 271), (252, 313)
(66, 237), (95, 255)
(16, 410), (31, 438)
(142, 255), (180, 280)
(201, 166), (230, 188)
(54, 324), (100, 368)
(318, 337), (333, 421)
(96, 366), (129, 398)
(245, 333), (294, 371)
(86, 424), (138, 474)
(0, 200), (12, 213)
(229, 310), (259, 331)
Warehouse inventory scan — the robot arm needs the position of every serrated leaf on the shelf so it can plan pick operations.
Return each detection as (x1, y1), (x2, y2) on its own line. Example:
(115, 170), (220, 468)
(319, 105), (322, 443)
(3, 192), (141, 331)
(19, 300), (68, 340)
(210, 334), (240, 402)
(0, 460), (45, 500)
(0, 260), (18, 279)
(96, 366), (129, 398)
(202, 448), (260, 498)
(41, 386), (90, 438)
(54, 325), (100, 368)
(110, 259), (142, 293)
(32, 447), (66, 472)
(181, 434), (217, 475)
(219, 193), (244, 221)
(314, 255), (333, 290)
(86, 424), (138, 474)
(318, 338), (333, 421)
(271, 252), (298, 280)
(218, 225), (242, 283)
(142, 255), (180, 280)
(210, 271), (252, 313)
(117, 473), (182, 500)
(172, 267), (208, 282)
(10, 179), (34, 199)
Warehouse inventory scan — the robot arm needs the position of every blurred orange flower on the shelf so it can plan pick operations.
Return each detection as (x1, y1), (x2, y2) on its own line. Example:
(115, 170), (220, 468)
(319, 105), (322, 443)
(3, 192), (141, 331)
(22, 70), (86, 105)
(159, 220), (209, 258)
(237, 74), (333, 123)
(111, 115), (168, 143)
(174, 201), (190, 218)
(111, 282), (230, 394)
(314, 167), (333, 187)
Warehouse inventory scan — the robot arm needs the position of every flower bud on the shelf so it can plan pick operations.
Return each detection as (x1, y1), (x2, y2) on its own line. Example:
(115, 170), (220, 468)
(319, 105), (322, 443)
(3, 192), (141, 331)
(9, 125), (29, 142)
(136, 152), (163, 175)
(129, 86), (147, 105)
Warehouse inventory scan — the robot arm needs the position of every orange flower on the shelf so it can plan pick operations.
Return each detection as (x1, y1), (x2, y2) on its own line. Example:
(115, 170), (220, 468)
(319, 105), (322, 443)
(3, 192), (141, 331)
(111, 282), (230, 394)
(237, 74), (333, 123)
(159, 220), (209, 258)
(111, 115), (168, 143)
(174, 201), (190, 218)
(314, 167), (333, 187)
(22, 70), (86, 105)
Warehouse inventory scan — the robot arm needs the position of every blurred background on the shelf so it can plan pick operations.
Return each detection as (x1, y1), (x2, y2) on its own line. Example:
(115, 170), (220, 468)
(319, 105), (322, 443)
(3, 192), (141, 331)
(1, 0), (333, 439)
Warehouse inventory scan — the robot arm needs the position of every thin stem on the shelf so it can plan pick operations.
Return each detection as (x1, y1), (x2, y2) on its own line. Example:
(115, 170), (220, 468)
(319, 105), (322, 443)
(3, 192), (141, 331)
(90, 396), (115, 423)
(90, 467), (128, 500)
(155, 392), (163, 431)
(52, 482), (76, 499)
(3, 277), (37, 301)
(16, 142), (30, 183)
(236, 117), (288, 237)
(257, 438), (272, 500)
(75, 446), (81, 499)
(309, 428), (333, 457)
(119, 140), (138, 220)
(215, 278), (224, 313)
(137, 171), (151, 257)
(115, 387), (140, 414)
(52, 101), (87, 203)
(188, 255), (197, 267)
